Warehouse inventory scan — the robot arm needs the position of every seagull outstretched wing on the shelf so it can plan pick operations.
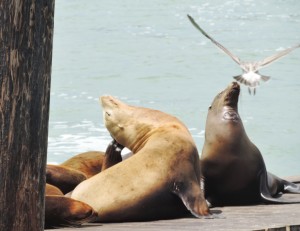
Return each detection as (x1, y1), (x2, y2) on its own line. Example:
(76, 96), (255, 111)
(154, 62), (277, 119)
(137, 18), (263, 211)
(187, 15), (243, 69)
(255, 44), (300, 70)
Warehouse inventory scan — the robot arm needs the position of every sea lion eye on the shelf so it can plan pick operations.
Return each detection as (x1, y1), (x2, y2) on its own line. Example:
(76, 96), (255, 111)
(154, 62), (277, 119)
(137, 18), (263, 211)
(106, 111), (111, 116)
(208, 105), (212, 110)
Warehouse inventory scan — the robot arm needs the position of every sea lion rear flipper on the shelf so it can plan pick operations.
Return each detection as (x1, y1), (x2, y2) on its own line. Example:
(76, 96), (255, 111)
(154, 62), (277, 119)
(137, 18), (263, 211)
(45, 196), (98, 228)
(101, 139), (124, 171)
(172, 181), (211, 218)
(283, 181), (300, 193)
(267, 172), (300, 194)
(259, 170), (300, 203)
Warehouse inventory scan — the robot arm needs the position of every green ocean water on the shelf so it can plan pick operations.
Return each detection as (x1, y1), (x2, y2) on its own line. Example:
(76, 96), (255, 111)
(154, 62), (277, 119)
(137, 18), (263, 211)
(49, 0), (300, 176)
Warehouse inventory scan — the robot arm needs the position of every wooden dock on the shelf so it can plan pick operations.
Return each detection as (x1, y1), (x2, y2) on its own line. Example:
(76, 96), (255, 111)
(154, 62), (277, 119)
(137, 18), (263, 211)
(48, 191), (300, 231)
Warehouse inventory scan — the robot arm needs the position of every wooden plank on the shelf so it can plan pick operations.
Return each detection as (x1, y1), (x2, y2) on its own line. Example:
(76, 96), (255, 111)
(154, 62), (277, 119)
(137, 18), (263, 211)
(47, 192), (300, 230)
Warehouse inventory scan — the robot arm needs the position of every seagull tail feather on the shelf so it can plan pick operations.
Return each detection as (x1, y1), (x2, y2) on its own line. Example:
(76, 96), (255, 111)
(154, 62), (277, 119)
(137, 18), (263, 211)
(261, 75), (270, 82)
(233, 75), (247, 85)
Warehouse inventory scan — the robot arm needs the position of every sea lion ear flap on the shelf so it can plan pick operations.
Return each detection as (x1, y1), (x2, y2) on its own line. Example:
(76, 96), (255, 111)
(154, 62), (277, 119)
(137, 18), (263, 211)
(171, 181), (212, 218)
(117, 124), (124, 129)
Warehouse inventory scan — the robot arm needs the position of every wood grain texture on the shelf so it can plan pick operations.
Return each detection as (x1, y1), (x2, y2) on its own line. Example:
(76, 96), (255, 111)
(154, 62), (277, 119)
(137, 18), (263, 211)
(0, 1), (55, 230)
(47, 190), (300, 231)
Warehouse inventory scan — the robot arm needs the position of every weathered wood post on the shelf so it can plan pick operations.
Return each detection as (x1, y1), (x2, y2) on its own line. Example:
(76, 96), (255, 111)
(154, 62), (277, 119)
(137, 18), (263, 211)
(0, 1), (55, 230)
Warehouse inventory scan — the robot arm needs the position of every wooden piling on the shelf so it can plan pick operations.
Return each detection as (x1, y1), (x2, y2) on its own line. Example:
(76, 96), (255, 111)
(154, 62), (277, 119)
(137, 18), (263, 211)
(0, 1), (55, 230)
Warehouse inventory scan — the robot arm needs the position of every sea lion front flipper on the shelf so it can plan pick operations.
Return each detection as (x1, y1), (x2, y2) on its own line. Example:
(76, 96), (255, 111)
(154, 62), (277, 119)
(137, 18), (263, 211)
(259, 170), (300, 203)
(172, 181), (211, 218)
(259, 169), (283, 203)
(101, 139), (124, 171)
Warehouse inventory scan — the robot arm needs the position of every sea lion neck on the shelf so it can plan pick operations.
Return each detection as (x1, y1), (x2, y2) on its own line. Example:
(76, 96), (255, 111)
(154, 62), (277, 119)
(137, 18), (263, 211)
(128, 126), (155, 153)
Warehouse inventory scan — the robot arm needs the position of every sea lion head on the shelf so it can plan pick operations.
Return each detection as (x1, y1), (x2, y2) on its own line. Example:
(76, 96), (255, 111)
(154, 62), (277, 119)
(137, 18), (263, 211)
(101, 96), (132, 147)
(207, 82), (240, 122)
(100, 95), (175, 152)
(204, 82), (243, 149)
(210, 81), (240, 111)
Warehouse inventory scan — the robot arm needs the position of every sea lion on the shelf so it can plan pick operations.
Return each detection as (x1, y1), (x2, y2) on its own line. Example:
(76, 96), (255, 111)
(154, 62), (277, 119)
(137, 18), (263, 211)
(201, 82), (300, 206)
(44, 148), (123, 228)
(44, 196), (98, 229)
(45, 183), (98, 229)
(46, 151), (105, 194)
(46, 165), (87, 194)
(61, 151), (105, 178)
(45, 183), (64, 196)
(101, 140), (124, 171)
(71, 95), (210, 222)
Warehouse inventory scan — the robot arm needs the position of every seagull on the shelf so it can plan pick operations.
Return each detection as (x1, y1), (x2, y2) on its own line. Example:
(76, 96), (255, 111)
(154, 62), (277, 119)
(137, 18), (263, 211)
(187, 14), (300, 94)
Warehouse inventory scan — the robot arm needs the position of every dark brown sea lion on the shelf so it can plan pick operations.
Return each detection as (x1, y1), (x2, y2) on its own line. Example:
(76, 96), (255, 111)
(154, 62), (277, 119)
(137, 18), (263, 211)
(71, 95), (210, 222)
(101, 140), (124, 171)
(201, 82), (300, 206)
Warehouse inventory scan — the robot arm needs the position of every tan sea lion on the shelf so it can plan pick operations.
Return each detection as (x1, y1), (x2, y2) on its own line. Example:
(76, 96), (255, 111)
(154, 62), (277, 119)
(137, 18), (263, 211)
(71, 95), (210, 222)
(201, 82), (300, 206)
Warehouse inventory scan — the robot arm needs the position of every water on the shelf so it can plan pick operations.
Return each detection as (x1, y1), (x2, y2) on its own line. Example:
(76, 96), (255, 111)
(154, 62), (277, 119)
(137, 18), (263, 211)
(49, 0), (300, 176)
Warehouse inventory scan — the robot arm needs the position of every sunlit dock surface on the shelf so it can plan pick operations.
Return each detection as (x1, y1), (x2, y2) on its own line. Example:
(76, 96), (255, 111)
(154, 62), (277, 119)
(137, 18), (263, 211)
(48, 189), (300, 231)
